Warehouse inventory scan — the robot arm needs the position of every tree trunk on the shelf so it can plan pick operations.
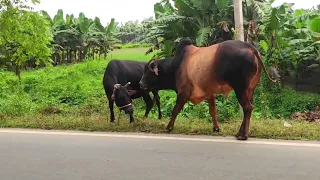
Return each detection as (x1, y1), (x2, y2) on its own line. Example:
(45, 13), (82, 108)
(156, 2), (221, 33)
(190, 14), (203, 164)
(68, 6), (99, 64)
(74, 50), (77, 62)
(15, 64), (21, 82)
(233, 0), (244, 41)
(233, 0), (244, 118)
(66, 50), (69, 63)
(69, 50), (72, 63)
(78, 49), (82, 62)
(62, 51), (65, 64)
(56, 52), (61, 65)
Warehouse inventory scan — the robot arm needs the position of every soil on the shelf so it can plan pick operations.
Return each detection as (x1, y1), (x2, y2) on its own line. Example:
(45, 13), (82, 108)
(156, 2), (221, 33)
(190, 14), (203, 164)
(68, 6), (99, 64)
(290, 106), (320, 123)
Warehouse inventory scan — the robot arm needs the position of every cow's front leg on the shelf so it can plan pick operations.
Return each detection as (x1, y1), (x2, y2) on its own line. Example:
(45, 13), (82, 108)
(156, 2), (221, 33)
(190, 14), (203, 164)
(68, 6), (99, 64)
(142, 94), (154, 118)
(107, 96), (115, 123)
(207, 95), (220, 132)
(129, 113), (135, 124)
(166, 93), (188, 132)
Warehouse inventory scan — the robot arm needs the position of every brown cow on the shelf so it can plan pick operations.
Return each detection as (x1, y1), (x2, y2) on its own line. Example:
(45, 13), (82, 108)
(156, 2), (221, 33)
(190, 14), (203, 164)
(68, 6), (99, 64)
(139, 38), (279, 140)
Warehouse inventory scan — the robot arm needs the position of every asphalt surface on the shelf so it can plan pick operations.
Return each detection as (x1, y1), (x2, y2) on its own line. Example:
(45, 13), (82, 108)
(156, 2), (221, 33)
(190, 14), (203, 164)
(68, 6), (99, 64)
(1, 129), (320, 180)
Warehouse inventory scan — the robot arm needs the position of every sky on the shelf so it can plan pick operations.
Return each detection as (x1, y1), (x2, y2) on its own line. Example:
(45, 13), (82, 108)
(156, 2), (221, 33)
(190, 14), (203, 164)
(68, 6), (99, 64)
(31, 0), (319, 26)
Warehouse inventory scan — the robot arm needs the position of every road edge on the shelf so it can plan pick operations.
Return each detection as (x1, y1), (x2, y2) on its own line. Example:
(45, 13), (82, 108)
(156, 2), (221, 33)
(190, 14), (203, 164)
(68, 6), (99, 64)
(1, 127), (320, 148)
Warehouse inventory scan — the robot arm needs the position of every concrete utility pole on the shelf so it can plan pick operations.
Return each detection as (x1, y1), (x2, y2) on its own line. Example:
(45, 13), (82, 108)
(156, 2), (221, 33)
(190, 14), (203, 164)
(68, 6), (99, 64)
(233, 0), (244, 41)
(233, 0), (244, 117)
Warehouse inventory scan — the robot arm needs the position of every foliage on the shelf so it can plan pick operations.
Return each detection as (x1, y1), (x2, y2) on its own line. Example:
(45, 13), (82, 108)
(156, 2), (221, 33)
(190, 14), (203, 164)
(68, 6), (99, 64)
(253, 2), (320, 90)
(114, 17), (156, 44)
(1, 48), (319, 121)
(135, 0), (320, 92)
(0, 0), (52, 80)
(40, 9), (119, 66)
(133, 0), (235, 59)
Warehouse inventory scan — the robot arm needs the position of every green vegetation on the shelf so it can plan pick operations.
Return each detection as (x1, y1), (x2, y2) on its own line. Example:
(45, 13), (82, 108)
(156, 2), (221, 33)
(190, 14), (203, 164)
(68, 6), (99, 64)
(0, 0), (52, 80)
(1, 48), (320, 140)
(0, 0), (320, 140)
(136, 0), (320, 90)
(114, 43), (153, 49)
(2, 115), (320, 141)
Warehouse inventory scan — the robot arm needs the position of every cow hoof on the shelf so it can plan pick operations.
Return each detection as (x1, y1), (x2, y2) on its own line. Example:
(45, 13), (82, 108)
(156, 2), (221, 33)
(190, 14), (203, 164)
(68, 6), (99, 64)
(110, 121), (115, 123)
(213, 128), (220, 132)
(236, 135), (248, 141)
(130, 121), (135, 124)
(235, 131), (241, 137)
(165, 126), (173, 133)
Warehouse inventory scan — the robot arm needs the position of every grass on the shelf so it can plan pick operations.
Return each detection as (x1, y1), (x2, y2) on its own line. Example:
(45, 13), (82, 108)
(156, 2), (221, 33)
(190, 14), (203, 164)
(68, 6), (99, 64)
(107, 47), (155, 61)
(1, 47), (320, 141)
(1, 114), (320, 141)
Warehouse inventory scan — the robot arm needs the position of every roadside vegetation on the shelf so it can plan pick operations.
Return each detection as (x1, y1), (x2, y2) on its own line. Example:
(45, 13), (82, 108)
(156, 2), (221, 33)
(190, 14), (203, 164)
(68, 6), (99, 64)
(0, 0), (320, 140)
(1, 48), (320, 140)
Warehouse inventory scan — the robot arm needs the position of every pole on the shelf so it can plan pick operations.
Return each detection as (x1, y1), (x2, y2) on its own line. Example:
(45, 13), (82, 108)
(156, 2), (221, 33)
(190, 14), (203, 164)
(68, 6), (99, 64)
(233, 0), (244, 117)
(233, 0), (244, 41)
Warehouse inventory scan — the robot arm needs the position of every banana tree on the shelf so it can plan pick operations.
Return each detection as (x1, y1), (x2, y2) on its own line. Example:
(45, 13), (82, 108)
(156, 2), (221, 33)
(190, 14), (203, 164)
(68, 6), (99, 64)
(41, 9), (80, 64)
(89, 17), (119, 59)
(135, 0), (235, 58)
(257, 4), (320, 89)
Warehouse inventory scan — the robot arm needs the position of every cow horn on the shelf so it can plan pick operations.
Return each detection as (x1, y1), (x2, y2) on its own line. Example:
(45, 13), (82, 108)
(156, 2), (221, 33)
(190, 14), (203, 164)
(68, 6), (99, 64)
(125, 82), (131, 87)
(113, 84), (121, 89)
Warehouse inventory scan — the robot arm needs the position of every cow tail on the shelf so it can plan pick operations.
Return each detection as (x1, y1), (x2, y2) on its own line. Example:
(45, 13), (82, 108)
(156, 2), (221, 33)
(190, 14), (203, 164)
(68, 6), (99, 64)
(249, 45), (277, 83)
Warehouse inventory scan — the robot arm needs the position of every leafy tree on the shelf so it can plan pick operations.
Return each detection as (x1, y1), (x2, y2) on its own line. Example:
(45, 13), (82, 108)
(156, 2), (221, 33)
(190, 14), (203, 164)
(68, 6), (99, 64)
(0, 0), (52, 80)
(115, 17), (155, 44)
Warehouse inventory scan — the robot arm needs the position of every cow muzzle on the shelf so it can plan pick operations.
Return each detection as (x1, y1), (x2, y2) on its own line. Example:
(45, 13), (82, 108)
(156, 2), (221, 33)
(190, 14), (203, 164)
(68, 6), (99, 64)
(119, 103), (133, 114)
(139, 81), (147, 90)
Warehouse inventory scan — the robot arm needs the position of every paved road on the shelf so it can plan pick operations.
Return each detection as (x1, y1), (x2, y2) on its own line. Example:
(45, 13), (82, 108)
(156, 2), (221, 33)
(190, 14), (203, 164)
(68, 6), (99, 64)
(1, 129), (320, 180)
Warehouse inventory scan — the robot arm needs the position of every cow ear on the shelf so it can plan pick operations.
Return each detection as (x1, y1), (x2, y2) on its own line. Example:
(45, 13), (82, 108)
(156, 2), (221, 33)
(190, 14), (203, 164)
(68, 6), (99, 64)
(153, 66), (159, 76)
(128, 90), (137, 96)
(149, 60), (159, 75)
(153, 63), (159, 76)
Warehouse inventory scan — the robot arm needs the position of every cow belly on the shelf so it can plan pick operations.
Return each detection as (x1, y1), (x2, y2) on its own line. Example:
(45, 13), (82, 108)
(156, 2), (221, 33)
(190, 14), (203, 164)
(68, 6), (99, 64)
(215, 84), (233, 98)
(189, 83), (233, 104)
(189, 87), (207, 104)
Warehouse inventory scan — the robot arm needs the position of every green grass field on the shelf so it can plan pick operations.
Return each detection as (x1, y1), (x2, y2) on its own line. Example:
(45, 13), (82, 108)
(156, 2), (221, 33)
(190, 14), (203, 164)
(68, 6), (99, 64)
(1, 47), (320, 140)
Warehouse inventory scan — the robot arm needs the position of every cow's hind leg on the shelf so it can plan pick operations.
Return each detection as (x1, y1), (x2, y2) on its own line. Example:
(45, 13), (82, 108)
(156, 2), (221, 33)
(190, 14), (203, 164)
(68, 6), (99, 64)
(234, 87), (255, 140)
(152, 90), (162, 119)
(228, 73), (255, 140)
(207, 95), (220, 132)
(142, 93), (154, 118)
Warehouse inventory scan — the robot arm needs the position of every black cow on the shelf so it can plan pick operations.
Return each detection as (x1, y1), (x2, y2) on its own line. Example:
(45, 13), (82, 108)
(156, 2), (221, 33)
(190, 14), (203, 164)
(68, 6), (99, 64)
(139, 39), (279, 140)
(103, 59), (162, 123)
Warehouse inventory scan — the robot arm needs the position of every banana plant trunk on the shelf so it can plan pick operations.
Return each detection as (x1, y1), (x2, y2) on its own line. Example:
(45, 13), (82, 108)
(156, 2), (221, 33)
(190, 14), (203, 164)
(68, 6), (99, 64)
(74, 50), (77, 62)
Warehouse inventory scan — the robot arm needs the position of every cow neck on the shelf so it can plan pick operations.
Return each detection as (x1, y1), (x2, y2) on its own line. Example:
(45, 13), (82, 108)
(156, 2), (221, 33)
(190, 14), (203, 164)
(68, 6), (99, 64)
(157, 57), (179, 91)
